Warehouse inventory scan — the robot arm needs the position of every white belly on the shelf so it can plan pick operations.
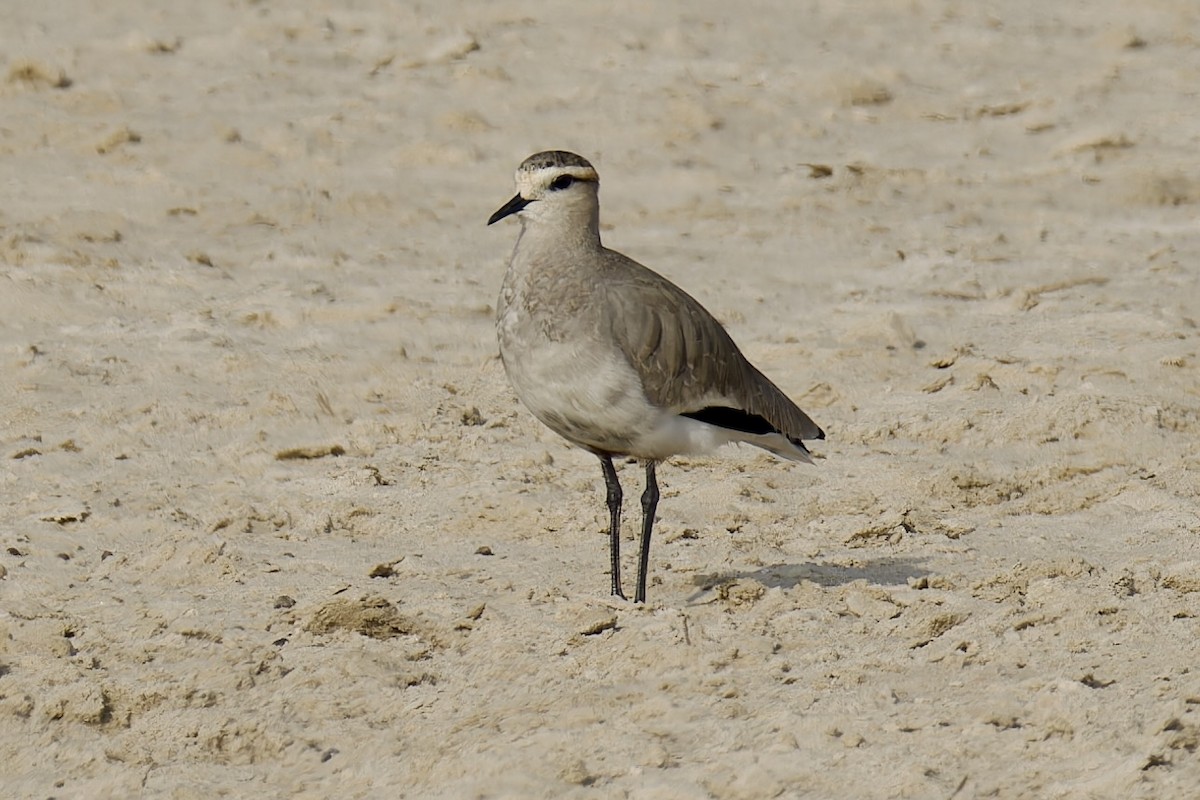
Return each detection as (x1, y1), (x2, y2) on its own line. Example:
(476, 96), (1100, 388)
(499, 329), (737, 460)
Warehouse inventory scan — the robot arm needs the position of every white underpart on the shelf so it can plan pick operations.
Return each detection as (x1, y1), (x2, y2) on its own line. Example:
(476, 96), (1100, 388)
(500, 328), (811, 463)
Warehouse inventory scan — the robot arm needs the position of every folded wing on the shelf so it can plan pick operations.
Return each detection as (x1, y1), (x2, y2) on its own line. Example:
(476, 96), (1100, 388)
(601, 253), (825, 449)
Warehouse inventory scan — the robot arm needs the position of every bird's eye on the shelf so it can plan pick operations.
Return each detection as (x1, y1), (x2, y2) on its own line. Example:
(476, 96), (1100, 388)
(550, 175), (574, 191)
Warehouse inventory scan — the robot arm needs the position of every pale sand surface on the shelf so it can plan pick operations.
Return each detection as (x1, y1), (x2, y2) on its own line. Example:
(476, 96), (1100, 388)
(3, 2), (1200, 797)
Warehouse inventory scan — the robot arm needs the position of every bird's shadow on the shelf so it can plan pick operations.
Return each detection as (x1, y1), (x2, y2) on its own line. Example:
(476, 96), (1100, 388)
(687, 557), (931, 601)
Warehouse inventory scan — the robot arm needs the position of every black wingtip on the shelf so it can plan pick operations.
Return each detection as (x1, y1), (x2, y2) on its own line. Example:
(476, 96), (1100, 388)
(684, 405), (826, 445)
(681, 406), (776, 436)
(787, 435), (813, 453)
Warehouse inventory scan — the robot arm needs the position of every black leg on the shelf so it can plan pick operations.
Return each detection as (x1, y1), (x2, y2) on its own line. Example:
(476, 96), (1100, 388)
(635, 460), (660, 604)
(599, 455), (625, 600)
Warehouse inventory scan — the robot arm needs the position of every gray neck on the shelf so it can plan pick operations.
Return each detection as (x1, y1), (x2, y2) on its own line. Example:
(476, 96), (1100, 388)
(518, 208), (602, 252)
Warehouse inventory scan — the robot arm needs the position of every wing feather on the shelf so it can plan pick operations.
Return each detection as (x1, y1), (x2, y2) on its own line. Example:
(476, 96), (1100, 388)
(599, 250), (824, 443)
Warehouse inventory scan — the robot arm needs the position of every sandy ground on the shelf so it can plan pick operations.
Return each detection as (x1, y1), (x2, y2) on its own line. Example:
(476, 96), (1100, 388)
(3, 1), (1200, 797)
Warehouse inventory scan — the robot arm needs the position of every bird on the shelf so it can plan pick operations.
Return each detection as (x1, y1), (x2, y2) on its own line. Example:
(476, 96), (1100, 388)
(488, 150), (824, 603)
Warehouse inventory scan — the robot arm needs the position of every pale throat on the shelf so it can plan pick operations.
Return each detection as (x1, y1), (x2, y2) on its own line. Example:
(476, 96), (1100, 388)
(520, 206), (601, 248)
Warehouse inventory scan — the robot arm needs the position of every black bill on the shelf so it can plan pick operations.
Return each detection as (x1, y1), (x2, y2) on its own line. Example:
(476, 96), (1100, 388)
(487, 193), (531, 225)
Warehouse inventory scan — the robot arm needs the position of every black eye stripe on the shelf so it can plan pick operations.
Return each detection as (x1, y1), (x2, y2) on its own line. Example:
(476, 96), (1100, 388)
(550, 175), (575, 191)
